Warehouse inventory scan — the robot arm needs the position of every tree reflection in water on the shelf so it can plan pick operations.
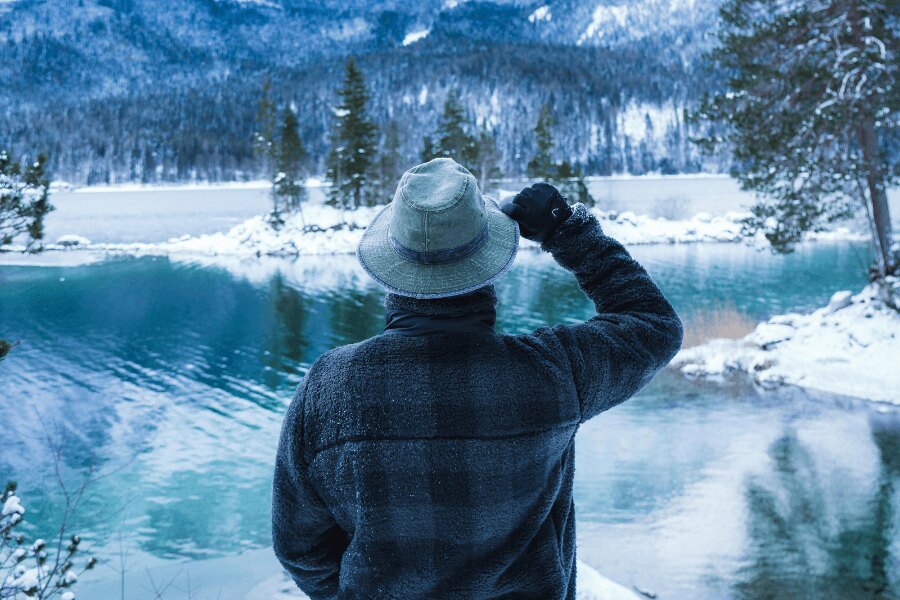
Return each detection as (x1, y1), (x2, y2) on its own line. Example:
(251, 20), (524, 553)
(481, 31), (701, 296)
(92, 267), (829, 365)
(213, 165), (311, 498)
(736, 414), (899, 599)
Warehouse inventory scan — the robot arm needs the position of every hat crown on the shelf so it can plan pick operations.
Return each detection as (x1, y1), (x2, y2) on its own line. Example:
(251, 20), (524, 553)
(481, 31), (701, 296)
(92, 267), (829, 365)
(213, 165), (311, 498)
(389, 158), (487, 253)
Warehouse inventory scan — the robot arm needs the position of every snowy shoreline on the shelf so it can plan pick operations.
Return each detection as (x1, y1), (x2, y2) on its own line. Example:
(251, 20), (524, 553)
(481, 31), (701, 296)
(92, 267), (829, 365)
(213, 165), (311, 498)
(246, 559), (643, 600)
(51, 172), (731, 194)
(673, 280), (900, 405)
(3, 203), (867, 259)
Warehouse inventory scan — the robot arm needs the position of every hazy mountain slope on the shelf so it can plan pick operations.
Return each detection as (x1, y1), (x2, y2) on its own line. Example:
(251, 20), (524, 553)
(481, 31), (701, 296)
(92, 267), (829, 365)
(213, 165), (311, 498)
(0, 0), (726, 183)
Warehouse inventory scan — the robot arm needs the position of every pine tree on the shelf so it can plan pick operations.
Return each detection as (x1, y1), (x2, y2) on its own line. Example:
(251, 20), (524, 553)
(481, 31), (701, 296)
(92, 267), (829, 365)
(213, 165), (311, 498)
(556, 160), (595, 208)
(420, 135), (436, 164)
(474, 126), (503, 194)
(527, 103), (555, 179)
(694, 0), (898, 278)
(0, 339), (19, 362)
(253, 77), (278, 176)
(273, 106), (308, 221)
(375, 119), (403, 204)
(0, 151), (54, 252)
(326, 56), (378, 210)
(430, 88), (479, 170)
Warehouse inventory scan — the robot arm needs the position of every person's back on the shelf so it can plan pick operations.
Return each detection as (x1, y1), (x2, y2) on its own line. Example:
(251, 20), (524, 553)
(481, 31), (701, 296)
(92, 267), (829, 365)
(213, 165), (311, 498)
(272, 158), (683, 599)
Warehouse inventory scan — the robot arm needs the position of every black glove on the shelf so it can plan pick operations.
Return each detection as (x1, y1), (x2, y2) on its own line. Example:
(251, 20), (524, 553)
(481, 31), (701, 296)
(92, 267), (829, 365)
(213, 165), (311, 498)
(500, 182), (573, 243)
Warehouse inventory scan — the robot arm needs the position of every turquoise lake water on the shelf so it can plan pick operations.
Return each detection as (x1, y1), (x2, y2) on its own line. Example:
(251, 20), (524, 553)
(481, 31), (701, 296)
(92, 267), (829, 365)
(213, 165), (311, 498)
(1, 241), (898, 599)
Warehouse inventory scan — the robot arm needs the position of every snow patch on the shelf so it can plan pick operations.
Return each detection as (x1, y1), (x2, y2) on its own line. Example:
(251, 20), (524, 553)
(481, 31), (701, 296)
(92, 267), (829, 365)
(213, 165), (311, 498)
(528, 5), (552, 23)
(673, 282), (900, 404)
(403, 29), (430, 46)
(578, 3), (629, 44)
(620, 101), (675, 141)
(576, 560), (643, 599)
(325, 18), (369, 42)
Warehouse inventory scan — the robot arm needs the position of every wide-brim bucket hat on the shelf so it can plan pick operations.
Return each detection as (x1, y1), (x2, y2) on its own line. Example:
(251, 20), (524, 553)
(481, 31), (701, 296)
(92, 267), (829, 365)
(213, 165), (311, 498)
(356, 157), (519, 299)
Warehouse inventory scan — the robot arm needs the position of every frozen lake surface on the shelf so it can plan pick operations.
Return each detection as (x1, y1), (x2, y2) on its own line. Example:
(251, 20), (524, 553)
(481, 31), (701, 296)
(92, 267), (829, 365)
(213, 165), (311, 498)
(42, 175), (900, 244)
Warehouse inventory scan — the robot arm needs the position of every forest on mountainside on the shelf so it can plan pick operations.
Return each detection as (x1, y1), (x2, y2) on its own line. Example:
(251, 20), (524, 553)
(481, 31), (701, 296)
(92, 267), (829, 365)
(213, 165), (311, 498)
(1, 0), (725, 183)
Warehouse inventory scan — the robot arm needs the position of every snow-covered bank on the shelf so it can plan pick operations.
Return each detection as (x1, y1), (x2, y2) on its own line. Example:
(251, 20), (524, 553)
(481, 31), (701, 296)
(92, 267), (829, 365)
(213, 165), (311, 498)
(9, 204), (867, 259)
(673, 280), (900, 404)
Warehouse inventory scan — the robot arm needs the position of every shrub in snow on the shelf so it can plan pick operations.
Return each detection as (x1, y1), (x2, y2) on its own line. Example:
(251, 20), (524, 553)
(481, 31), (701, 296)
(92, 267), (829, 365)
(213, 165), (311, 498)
(0, 340), (19, 363)
(54, 236), (91, 249)
(0, 152), (54, 253)
(0, 482), (96, 599)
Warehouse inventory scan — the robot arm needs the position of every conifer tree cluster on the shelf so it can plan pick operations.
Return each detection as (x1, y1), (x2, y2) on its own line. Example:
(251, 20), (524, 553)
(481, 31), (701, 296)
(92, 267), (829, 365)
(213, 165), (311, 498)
(326, 57), (379, 210)
(256, 65), (603, 221)
(525, 103), (595, 207)
(421, 88), (503, 193)
(374, 119), (404, 204)
(254, 79), (309, 226)
(0, 151), (54, 252)
(694, 0), (898, 278)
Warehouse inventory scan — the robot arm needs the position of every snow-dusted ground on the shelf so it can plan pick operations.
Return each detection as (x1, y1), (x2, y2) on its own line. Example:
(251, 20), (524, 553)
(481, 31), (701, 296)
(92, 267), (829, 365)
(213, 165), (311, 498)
(247, 560), (642, 600)
(8, 202), (866, 258)
(673, 279), (900, 404)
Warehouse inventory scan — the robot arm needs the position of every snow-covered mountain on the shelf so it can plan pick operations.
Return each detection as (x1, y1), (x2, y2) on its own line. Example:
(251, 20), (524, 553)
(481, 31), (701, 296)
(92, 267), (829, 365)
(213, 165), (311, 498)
(0, 0), (725, 183)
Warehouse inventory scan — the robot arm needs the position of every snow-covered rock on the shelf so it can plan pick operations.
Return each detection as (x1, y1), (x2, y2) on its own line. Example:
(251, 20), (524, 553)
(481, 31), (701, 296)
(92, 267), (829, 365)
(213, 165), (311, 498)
(56, 234), (92, 247)
(673, 281), (900, 404)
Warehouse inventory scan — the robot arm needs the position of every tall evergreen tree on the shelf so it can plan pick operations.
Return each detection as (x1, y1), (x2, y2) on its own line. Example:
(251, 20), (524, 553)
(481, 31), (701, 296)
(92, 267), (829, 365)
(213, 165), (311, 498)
(527, 103), (555, 179)
(375, 119), (403, 204)
(253, 77), (278, 176)
(0, 151), (54, 252)
(273, 106), (308, 220)
(556, 160), (596, 207)
(428, 88), (479, 170)
(326, 56), (378, 210)
(694, 0), (898, 279)
(474, 126), (503, 194)
(420, 135), (436, 164)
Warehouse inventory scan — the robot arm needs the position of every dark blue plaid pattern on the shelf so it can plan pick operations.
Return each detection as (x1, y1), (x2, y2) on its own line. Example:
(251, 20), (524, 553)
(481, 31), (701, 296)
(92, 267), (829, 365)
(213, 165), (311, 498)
(272, 203), (684, 599)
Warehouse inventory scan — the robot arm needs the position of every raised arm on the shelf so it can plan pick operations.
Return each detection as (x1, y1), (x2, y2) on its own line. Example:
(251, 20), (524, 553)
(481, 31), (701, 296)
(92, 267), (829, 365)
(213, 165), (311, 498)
(503, 184), (683, 422)
(545, 202), (683, 420)
(272, 378), (349, 599)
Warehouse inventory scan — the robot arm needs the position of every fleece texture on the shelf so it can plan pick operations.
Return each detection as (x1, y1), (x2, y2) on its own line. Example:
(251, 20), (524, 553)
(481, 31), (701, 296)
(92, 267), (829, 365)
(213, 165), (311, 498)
(272, 203), (684, 600)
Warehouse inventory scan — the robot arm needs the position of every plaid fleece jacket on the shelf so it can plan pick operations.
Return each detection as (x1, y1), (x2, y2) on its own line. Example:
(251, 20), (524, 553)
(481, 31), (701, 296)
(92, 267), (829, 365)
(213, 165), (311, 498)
(272, 203), (684, 599)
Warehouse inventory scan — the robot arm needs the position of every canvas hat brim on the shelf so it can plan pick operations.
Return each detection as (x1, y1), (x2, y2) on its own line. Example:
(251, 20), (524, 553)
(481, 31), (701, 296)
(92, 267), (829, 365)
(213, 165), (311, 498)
(356, 196), (519, 299)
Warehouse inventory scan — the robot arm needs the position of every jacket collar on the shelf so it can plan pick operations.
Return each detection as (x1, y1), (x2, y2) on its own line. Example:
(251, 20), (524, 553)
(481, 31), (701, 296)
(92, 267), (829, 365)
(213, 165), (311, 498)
(382, 285), (498, 336)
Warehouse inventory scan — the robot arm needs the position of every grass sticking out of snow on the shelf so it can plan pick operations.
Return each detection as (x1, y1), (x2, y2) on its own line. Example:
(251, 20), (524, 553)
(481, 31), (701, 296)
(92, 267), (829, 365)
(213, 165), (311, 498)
(673, 280), (900, 404)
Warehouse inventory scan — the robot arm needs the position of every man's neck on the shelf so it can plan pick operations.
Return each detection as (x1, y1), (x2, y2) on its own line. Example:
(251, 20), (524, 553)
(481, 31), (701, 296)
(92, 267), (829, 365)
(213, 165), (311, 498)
(382, 286), (498, 336)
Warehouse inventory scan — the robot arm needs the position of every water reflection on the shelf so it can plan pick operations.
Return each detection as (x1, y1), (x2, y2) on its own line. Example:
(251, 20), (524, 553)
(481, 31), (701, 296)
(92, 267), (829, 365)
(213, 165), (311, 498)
(1, 242), (896, 599)
(736, 415), (899, 598)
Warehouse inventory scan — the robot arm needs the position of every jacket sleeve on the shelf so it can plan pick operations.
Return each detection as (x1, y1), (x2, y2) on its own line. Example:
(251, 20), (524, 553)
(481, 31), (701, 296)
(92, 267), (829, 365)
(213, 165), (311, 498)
(272, 376), (349, 599)
(538, 202), (684, 422)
